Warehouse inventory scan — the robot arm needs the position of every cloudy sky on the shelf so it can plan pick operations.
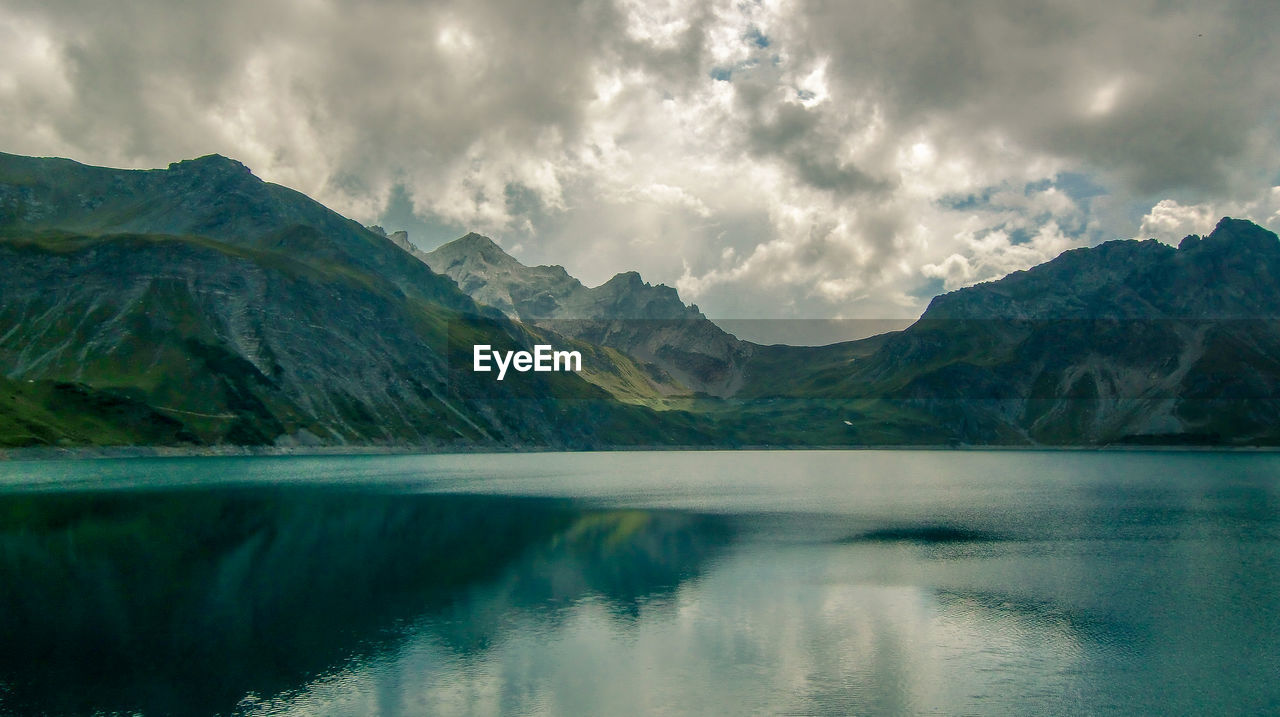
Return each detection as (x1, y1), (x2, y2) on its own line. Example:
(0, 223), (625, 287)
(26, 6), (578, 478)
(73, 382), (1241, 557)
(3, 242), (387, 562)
(3, 0), (1279, 342)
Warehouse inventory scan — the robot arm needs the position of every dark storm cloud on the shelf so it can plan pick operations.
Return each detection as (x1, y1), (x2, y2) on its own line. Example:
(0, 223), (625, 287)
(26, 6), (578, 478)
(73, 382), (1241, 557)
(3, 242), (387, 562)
(0, 0), (626, 212)
(742, 97), (889, 195)
(793, 0), (1280, 197)
(5, 0), (1275, 207)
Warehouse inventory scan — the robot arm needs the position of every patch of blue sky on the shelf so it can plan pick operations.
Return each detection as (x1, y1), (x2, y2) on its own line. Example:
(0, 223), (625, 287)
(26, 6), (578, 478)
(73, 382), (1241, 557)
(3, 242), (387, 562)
(376, 183), (468, 251)
(1046, 172), (1108, 200)
(911, 277), (946, 301)
(941, 173), (1109, 213)
(709, 58), (760, 83)
(744, 26), (770, 48)
(1006, 226), (1033, 245)
(938, 186), (998, 211)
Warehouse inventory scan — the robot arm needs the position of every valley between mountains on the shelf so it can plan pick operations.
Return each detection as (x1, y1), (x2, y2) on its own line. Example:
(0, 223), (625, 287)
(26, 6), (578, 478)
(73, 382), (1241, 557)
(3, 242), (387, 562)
(3, 152), (1279, 450)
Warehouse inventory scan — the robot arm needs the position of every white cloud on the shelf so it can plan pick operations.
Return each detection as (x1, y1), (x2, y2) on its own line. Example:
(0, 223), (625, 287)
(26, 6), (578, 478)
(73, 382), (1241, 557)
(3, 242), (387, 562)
(1138, 189), (1280, 244)
(1137, 199), (1219, 244)
(1084, 77), (1125, 117)
(923, 221), (1078, 291)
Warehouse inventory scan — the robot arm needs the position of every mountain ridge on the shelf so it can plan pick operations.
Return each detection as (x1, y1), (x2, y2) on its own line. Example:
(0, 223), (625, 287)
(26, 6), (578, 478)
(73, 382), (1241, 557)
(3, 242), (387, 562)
(0, 153), (708, 449)
(922, 217), (1280, 321)
(826, 217), (1280, 444)
(420, 231), (752, 397)
(3, 150), (1279, 449)
(0, 150), (473, 310)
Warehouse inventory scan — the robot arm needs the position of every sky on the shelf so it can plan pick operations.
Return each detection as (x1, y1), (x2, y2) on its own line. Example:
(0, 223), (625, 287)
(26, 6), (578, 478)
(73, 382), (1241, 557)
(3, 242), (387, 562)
(3, 0), (1279, 343)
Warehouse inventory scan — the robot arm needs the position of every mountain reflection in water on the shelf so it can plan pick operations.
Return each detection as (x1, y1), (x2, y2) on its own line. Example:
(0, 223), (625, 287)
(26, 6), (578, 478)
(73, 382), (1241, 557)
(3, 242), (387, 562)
(0, 488), (729, 716)
(1, 450), (1278, 716)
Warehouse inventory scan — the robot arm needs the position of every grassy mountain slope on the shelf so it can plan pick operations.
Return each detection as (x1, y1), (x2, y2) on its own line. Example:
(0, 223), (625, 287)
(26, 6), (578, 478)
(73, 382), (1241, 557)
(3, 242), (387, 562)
(4, 150), (1278, 449)
(424, 233), (753, 397)
(0, 155), (716, 449)
(801, 218), (1280, 445)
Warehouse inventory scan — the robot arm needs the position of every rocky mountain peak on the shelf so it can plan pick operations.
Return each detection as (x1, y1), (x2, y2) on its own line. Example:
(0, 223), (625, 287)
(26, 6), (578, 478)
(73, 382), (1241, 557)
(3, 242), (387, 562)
(166, 154), (253, 177)
(454, 232), (503, 251)
(602, 271), (645, 289)
(432, 232), (521, 269)
(387, 230), (413, 251)
(420, 229), (749, 395)
(919, 218), (1279, 321)
(1180, 216), (1279, 254)
(366, 225), (419, 254)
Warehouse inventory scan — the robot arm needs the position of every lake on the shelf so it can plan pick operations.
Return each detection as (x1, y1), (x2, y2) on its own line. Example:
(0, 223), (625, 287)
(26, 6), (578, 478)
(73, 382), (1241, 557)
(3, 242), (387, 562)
(0, 450), (1277, 715)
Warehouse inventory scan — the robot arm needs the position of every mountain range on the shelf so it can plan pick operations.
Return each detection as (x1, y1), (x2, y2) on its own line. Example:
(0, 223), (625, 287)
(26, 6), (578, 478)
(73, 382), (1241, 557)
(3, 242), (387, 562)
(422, 231), (751, 397)
(2, 151), (1278, 450)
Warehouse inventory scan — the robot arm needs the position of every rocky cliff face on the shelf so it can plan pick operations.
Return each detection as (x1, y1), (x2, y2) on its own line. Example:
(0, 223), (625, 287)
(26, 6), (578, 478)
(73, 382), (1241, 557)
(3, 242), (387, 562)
(423, 233), (752, 396)
(0, 152), (470, 309)
(0, 154), (696, 448)
(833, 218), (1280, 444)
(3, 150), (1277, 448)
(0, 233), (470, 445)
(424, 233), (583, 320)
(920, 218), (1280, 320)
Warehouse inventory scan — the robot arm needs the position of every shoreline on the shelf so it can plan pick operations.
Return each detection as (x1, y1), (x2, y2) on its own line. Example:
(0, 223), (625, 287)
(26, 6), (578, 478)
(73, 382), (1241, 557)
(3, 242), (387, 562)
(2, 442), (1277, 462)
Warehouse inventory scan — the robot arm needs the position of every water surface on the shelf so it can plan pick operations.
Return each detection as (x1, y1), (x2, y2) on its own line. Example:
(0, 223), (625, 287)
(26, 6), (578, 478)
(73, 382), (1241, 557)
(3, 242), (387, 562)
(0, 450), (1276, 715)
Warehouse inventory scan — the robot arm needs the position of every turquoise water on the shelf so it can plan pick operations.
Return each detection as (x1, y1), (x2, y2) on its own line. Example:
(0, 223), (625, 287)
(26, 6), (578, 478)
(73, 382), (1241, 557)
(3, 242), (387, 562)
(0, 450), (1277, 715)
